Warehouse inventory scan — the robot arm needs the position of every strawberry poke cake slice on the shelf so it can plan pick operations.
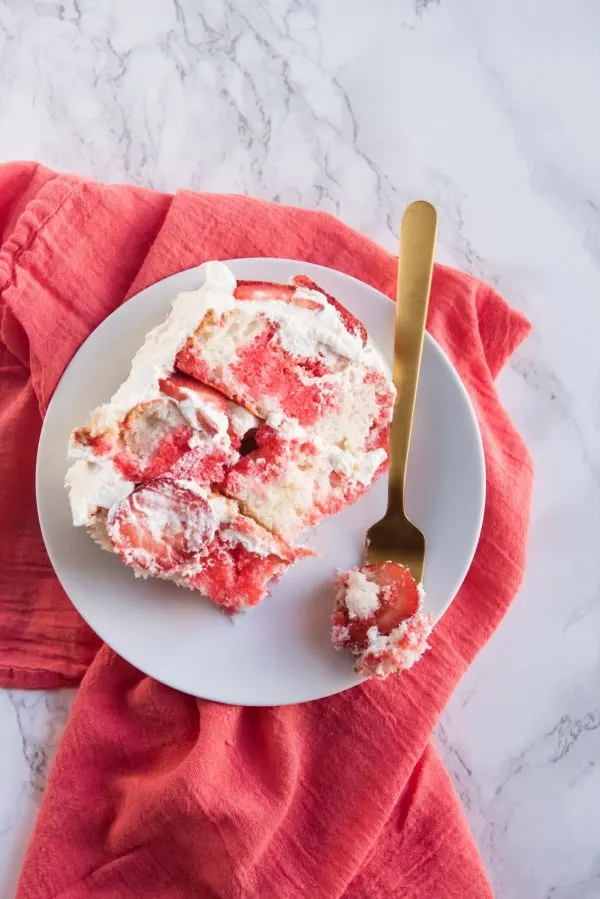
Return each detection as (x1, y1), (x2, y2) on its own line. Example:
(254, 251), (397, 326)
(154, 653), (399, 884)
(66, 260), (395, 616)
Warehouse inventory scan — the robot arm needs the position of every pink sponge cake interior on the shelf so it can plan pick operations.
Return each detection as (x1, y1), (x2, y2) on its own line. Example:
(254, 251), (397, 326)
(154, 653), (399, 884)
(223, 422), (387, 542)
(175, 275), (394, 455)
(65, 261), (395, 614)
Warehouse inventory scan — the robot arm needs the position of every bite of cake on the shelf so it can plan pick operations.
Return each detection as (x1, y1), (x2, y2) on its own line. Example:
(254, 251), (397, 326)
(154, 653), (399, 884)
(331, 562), (433, 678)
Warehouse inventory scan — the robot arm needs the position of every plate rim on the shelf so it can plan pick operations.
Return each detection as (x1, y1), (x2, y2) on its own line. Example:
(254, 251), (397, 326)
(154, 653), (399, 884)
(36, 258), (486, 705)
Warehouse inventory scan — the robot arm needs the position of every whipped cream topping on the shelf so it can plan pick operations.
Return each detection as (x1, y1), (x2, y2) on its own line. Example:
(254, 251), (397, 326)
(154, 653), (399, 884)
(65, 458), (134, 527)
(328, 445), (387, 486)
(220, 525), (282, 559)
(227, 403), (261, 438)
(177, 390), (228, 435)
(99, 262), (238, 433)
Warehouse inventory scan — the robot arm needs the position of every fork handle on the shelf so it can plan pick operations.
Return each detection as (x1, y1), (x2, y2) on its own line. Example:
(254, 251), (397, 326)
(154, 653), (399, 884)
(388, 201), (438, 513)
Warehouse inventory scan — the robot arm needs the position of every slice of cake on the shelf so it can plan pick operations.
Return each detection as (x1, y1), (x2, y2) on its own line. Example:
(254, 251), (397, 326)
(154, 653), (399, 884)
(66, 261), (395, 614)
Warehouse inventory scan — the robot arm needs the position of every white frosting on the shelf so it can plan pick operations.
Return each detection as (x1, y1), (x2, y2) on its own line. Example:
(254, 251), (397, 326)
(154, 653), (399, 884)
(265, 411), (305, 440)
(65, 263), (255, 527)
(228, 403), (260, 437)
(177, 389), (260, 440)
(177, 390), (226, 435)
(327, 446), (355, 478)
(344, 569), (381, 619)
(65, 459), (134, 527)
(365, 624), (399, 655)
(66, 262), (236, 448)
(328, 445), (387, 486)
(219, 526), (276, 558)
(109, 262), (236, 426)
(207, 494), (235, 526)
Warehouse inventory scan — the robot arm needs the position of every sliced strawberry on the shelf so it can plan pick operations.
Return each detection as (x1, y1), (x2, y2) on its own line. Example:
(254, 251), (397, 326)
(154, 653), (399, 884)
(160, 373), (237, 441)
(235, 280), (322, 309)
(335, 562), (420, 650)
(292, 275), (368, 345)
(367, 563), (419, 633)
(160, 374), (228, 413)
(107, 478), (215, 575)
(234, 278), (368, 343)
(234, 281), (295, 303)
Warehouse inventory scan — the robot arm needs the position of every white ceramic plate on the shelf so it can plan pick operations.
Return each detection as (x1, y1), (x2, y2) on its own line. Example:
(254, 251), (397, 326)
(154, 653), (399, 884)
(36, 259), (485, 706)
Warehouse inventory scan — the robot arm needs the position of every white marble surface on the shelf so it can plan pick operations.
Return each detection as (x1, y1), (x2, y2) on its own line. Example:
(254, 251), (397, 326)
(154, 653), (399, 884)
(1, 0), (599, 896)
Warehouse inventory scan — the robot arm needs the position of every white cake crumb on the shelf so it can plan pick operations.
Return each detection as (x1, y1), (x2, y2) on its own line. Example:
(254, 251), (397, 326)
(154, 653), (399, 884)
(344, 569), (380, 619)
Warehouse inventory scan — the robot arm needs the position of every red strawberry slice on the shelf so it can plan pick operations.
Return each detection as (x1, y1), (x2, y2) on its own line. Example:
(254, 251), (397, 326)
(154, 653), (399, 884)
(159, 374), (230, 436)
(107, 478), (216, 575)
(367, 562), (419, 634)
(234, 279), (368, 341)
(234, 280), (337, 312)
(160, 374), (228, 412)
(292, 295), (326, 311)
(292, 275), (368, 345)
(234, 281), (295, 303)
(335, 562), (420, 650)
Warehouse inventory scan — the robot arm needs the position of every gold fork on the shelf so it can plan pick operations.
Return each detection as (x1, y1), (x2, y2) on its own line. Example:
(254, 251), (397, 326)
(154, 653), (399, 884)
(365, 201), (438, 582)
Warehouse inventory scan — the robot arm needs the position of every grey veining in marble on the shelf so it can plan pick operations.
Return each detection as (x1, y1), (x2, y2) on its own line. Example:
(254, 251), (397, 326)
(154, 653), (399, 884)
(1, 0), (600, 896)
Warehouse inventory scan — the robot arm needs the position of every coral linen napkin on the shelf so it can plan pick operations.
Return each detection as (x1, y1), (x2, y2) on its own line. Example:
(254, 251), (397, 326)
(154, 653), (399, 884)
(0, 162), (532, 899)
